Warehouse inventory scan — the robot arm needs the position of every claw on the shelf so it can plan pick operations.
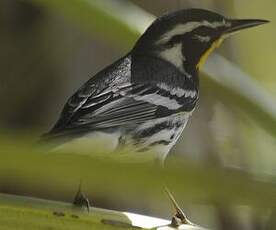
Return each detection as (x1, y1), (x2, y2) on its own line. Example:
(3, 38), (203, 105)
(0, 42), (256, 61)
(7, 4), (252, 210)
(73, 182), (91, 212)
(165, 187), (194, 227)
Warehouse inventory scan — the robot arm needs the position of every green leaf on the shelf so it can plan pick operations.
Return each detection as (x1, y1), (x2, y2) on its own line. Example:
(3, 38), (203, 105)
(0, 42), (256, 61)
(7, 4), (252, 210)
(0, 140), (276, 209)
(0, 193), (141, 230)
(0, 192), (207, 229)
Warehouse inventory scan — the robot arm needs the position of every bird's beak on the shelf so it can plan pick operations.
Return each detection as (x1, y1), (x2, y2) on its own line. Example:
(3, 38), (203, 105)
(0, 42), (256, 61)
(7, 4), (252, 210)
(223, 19), (269, 35)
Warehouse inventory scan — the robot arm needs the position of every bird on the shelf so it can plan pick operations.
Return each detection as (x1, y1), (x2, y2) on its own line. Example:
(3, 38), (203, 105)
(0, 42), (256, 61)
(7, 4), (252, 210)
(41, 8), (268, 217)
(42, 8), (268, 163)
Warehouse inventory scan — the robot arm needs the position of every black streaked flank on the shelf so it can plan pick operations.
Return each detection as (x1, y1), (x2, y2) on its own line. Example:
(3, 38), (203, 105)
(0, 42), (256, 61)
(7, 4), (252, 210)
(134, 121), (172, 139)
(149, 140), (171, 146)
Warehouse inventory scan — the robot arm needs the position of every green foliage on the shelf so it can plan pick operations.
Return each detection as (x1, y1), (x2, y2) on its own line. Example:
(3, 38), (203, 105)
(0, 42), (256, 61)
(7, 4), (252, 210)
(0, 193), (138, 230)
(1, 139), (276, 208)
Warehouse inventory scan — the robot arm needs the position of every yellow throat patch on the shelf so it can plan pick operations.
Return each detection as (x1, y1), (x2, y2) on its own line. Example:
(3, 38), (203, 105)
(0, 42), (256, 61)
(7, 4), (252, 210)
(196, 37), (224, 70)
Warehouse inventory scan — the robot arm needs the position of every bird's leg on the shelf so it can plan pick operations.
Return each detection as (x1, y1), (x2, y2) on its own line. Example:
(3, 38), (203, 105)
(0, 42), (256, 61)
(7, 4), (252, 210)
(165, 187), (194, 227)
(73, 182), (91, 212)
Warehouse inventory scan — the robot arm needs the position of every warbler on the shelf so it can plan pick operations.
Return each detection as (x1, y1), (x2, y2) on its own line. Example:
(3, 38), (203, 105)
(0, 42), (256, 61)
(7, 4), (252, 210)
(43, 9), (268, 163)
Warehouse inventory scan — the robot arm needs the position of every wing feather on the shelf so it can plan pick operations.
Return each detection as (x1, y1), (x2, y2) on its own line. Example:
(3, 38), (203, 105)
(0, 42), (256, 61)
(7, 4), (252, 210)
(44, 56), (198, 141)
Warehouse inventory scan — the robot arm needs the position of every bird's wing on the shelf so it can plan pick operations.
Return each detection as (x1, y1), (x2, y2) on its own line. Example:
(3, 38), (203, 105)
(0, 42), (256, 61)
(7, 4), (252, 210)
(45, 81), (197, 139)
(65, 84), (159, 128)
(46, 84), (157, 137)
(43, 56), (198, 140)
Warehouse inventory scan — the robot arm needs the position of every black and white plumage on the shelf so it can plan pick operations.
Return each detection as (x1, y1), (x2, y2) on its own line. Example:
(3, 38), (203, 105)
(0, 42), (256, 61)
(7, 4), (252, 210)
(42, 9), (268, 162)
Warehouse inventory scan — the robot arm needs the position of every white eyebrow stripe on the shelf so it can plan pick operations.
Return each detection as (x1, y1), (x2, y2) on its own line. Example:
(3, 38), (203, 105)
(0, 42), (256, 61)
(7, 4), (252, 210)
(157, 20), (230, 44)
(157, 22), (203, 44)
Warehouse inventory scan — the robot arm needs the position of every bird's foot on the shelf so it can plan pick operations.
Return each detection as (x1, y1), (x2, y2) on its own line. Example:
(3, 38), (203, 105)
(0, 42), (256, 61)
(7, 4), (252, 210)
(165, 188), (194, 227)
(73, 183), (91, 212)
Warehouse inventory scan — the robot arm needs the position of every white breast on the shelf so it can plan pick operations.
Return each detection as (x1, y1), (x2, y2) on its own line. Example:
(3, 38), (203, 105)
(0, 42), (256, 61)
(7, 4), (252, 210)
(51, 131), (121, 157)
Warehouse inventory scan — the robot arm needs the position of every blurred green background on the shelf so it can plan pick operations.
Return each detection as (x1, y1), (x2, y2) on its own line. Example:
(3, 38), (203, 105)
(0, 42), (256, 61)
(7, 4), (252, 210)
(0, 0), (276, 229)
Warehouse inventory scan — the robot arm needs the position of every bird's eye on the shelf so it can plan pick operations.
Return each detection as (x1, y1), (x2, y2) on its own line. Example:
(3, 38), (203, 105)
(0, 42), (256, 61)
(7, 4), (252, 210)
(165, 34), (184, 48)
(193, 26), (216, 37)
(165, 40), (175, 48)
